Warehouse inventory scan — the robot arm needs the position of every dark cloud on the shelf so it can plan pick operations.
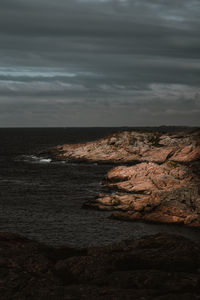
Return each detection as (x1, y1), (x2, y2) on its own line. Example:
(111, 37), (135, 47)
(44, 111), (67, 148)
(0, 0), (199, 126)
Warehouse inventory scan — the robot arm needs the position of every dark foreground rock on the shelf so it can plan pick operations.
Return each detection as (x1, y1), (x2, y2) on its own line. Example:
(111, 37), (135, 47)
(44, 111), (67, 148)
(1, 232), (200, 300)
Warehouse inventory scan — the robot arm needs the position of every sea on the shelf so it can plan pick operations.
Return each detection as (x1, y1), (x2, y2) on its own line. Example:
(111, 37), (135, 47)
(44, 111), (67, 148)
(0, 127), (199, 247)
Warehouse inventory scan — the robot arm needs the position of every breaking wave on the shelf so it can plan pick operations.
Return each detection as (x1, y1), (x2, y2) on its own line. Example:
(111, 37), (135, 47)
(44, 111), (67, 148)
(18, 155), (52, 164)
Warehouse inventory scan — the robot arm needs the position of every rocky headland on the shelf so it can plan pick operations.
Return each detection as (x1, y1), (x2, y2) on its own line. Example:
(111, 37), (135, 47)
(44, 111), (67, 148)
(3, 128), (200, 299)
(1, 232), (200, 299)
(47, 128), (200, 227)
(47, 128), (200, 164)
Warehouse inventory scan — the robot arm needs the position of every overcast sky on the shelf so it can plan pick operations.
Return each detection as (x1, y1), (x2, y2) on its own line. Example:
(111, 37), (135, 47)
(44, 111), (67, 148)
(0, 0), (200, 127)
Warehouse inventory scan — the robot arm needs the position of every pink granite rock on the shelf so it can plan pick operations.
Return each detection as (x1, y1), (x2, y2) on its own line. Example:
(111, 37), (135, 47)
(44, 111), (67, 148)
(84, 160), (200, 226)
(47, 128), (200, 226)
(47, 129), (200, 164)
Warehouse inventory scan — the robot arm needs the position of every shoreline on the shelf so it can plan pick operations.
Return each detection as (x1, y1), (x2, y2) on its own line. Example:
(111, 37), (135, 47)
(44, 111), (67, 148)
(1, 127), (200, 299)
(45, 128), (200, 228)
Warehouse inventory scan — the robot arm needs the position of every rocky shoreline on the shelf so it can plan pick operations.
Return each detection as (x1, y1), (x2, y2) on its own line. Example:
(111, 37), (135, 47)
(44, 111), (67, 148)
(2, 128), (200, 299)
(46, 128), (200, 164)
(1, 232), (200, 300)
(47, 128), (200, 227)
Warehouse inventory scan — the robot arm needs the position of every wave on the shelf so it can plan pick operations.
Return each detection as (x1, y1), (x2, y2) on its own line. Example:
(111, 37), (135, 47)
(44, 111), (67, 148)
(18, 155), (52, 164)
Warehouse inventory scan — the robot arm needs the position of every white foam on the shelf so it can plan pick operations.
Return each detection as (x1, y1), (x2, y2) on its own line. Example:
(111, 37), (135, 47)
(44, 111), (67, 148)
(39, 158), (52, 163)
(20, 155), (52, 164)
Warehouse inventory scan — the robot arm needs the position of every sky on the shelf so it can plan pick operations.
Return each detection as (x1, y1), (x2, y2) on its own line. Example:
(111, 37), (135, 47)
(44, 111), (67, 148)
(0, 0), (200, 127)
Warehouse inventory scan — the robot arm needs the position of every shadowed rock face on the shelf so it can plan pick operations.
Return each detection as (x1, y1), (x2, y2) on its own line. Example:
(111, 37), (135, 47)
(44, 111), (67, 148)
(47, 128), (200, 227)
(1, 232), (200, 300)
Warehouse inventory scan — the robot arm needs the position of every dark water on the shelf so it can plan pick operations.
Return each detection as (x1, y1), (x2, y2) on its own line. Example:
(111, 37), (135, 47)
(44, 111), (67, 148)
(0, 127), (199, 247)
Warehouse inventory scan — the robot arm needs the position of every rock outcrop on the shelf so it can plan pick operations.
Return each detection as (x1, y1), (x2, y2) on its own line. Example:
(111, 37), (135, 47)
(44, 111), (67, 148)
(85, 161), (200, 226)
(83, 130), (200, 226)
(46, 129), (200, 164)
(47, 128), (200, 227)
(1, 232), (200, 299)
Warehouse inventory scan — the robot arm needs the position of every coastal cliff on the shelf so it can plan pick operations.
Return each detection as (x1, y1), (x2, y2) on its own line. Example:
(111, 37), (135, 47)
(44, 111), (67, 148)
(47, 128), (200, 227)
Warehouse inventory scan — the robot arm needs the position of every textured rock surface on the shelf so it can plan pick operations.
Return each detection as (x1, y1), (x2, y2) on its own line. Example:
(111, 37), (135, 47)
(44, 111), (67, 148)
(1, 232), (200, 300)
(46, 129), (200, 164)
(84, 161), (200, 226)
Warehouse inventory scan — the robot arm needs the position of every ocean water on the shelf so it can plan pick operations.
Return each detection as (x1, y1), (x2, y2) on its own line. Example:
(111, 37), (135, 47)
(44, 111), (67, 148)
(0, 127), (199, 247)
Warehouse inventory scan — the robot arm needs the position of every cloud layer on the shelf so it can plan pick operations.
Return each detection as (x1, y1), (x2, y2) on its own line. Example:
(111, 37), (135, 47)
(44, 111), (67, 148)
(0, 0), (200, 126)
